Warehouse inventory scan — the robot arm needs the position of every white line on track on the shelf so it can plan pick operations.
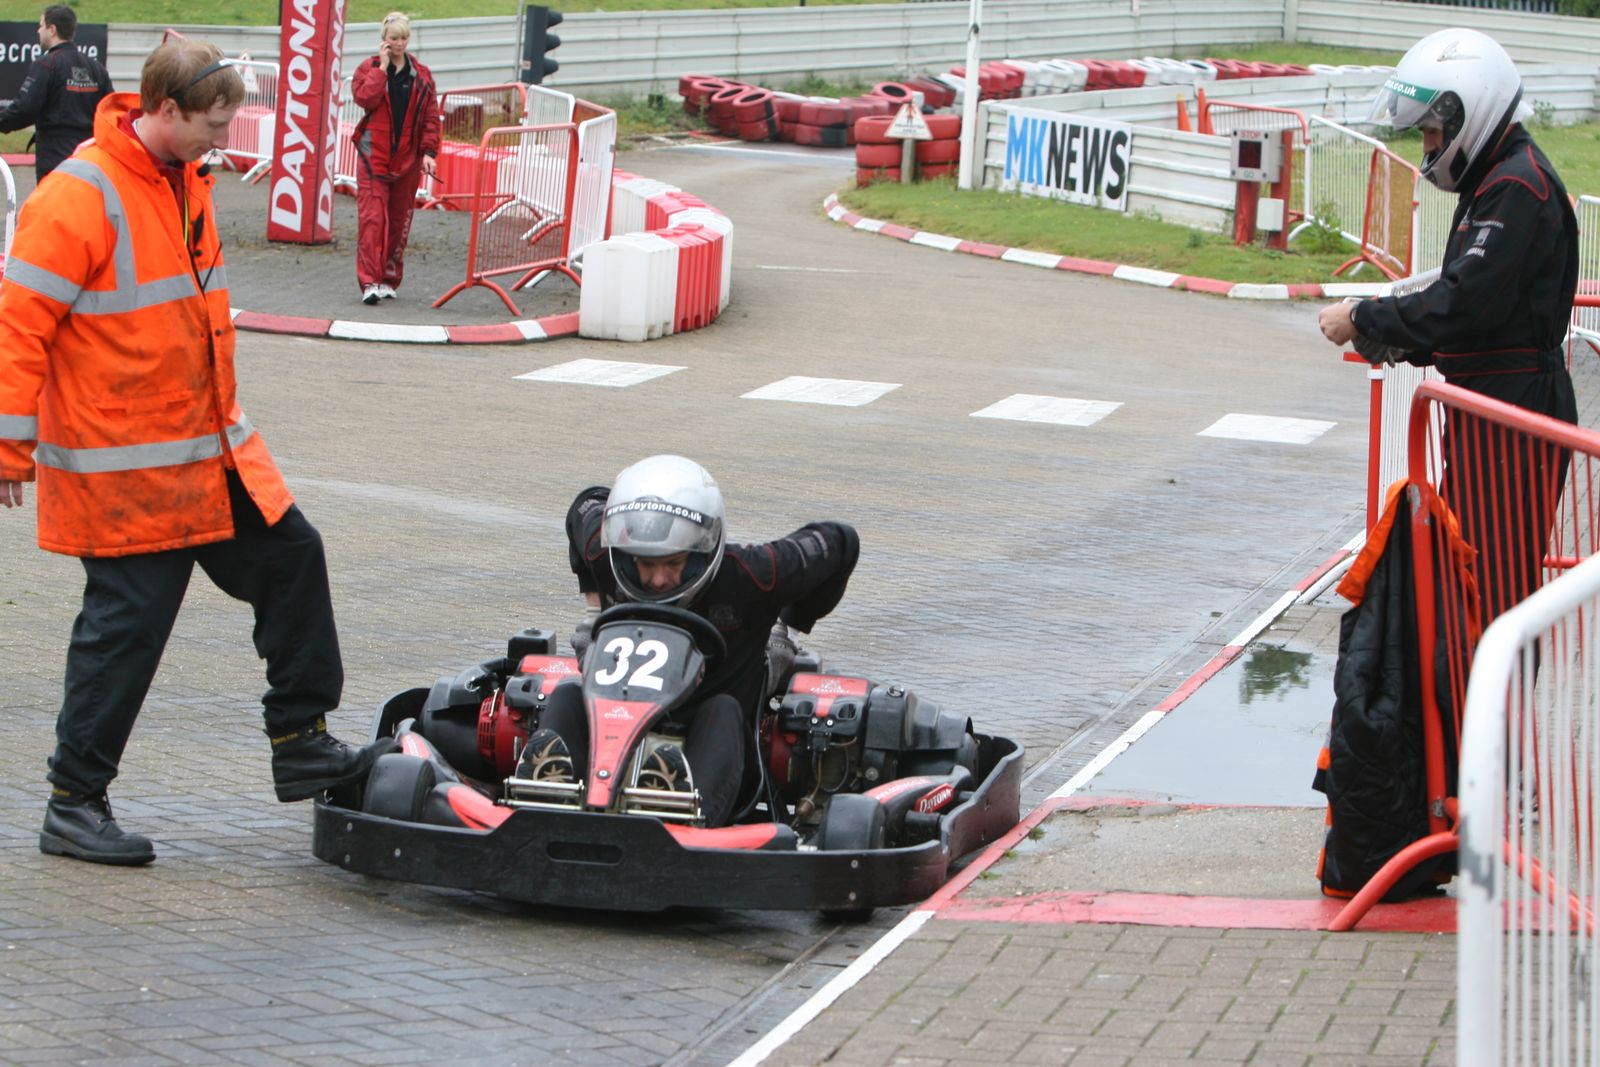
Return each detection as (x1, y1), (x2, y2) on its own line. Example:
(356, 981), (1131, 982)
(726, 909), (934, 1067)
(753, 265), (862, 273)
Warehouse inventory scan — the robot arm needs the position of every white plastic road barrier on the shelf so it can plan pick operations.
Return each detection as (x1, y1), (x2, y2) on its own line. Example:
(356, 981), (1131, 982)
(578, 232), (678, 342)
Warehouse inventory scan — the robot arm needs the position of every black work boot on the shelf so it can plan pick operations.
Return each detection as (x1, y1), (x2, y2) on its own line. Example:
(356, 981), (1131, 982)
(40, 790), (156, 866)
(269, 717), (397, 802)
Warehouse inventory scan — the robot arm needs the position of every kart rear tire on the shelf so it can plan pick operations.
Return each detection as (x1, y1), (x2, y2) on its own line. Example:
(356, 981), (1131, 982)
(362, 753), (439, 823)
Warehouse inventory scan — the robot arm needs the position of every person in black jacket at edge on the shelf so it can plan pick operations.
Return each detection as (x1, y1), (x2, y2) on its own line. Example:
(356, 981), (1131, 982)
(523, 455), (859, 828)
(1318, 27), (1578, 625)
(0, 6), (114, 183)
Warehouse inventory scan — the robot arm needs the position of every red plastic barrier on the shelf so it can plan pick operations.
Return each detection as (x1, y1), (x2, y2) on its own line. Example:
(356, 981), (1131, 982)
(657, 223), (722, 333)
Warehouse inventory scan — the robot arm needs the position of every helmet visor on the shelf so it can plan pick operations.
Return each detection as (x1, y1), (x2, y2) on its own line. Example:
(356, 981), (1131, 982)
(1367, 76), (1460, 131)
(602, 498), (720, 557)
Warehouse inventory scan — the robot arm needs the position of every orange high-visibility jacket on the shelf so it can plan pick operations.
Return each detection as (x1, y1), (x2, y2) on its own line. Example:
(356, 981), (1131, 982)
(0, 93), (291, 558)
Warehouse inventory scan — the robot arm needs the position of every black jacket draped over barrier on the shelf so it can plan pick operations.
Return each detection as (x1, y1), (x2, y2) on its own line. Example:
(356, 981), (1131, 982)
(1314, 483), (1477, 900)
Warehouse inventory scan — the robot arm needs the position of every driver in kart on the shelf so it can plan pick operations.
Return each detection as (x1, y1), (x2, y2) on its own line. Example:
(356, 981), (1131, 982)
(529, 454), (859, 827)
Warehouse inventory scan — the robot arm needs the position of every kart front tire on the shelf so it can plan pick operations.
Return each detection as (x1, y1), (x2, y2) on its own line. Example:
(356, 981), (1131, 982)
(362, 753), (439, 823)
(816, 793), (886, 851)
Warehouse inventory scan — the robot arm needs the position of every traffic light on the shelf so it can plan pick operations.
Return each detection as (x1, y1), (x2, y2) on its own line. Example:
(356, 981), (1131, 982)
(520, 5), (562, 85)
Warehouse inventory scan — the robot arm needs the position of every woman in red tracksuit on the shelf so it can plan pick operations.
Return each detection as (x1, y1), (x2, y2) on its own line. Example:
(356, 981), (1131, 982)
(351, 12), (440, 305)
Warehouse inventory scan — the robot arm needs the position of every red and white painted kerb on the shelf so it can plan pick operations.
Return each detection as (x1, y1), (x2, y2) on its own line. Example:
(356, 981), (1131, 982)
(823, 193), (1388, 301)
(728, 529), (1448, 1067)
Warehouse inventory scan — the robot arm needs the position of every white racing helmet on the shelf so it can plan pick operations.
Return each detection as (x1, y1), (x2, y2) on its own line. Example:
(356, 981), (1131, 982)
(602, 455), (726, 606)
(1366, 28), (1534, 192)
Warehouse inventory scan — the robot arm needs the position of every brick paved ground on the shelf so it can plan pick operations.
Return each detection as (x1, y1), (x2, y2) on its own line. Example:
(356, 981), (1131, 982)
(0, 139), (1503, 1066)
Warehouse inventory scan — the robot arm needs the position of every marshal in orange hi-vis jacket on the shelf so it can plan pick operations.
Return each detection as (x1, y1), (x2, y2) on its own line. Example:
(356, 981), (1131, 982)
(0, 92), (291, 557)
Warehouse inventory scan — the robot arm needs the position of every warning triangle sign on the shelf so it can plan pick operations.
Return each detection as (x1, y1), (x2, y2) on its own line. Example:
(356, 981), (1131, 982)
(884, 103), (933, 141)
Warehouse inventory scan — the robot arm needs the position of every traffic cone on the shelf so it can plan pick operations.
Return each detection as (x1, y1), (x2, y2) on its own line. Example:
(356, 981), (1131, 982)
(1175, 94), (1191, 132)
(1196, 86), (1214, 135)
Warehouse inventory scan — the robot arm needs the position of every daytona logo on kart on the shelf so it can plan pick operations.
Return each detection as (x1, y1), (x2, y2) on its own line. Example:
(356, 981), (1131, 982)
(915, 783), (956, 814)
(602, 704), (634, 720)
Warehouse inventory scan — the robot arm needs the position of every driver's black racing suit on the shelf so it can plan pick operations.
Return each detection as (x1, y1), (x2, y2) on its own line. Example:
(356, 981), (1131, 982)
(1349, 124), (1578, 624)
(0, 41), (113, 181)
(546, 486), (860, 826)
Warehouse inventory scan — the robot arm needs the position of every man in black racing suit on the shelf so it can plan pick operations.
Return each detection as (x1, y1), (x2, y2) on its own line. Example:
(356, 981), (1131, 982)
(0, 6), (113, 183)
(530, 455), (859, 827)
(1318, 27), (1577, 624)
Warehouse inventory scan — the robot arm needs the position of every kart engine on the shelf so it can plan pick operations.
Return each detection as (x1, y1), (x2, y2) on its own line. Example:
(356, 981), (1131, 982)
(415, 628), (570, 781)
(767, 673), (979, 834)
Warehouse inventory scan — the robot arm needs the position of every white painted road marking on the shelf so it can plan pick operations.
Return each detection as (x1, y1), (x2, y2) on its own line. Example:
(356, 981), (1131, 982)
(742, 376), (901, 407)
(1199, 413), (1336, 445)
(970, 394), (1122, 427)
(515, 359), (685, 387)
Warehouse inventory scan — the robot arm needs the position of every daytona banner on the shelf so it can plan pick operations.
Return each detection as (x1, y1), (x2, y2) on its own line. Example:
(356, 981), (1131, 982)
(267, 0), (347, 244)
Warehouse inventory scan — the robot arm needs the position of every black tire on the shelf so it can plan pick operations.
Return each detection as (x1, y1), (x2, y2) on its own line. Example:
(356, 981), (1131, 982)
(361, 753), (439, 823)
(816, 793), (886, 851)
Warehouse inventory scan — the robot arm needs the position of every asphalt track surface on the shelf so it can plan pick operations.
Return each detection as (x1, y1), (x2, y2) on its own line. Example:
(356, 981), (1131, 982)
(0, 142), (1369, 1064)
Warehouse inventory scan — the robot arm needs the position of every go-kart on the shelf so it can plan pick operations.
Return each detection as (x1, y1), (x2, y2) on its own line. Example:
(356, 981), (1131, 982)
(312, 604), (1023, 913)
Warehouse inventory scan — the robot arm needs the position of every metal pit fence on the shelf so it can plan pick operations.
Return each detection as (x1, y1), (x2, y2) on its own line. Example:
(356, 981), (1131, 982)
(431, 123), (582, 316)
(214, 58), (280, 183)
(1331, 380), (1600, 931)
(1458, 550), (1600, 1067)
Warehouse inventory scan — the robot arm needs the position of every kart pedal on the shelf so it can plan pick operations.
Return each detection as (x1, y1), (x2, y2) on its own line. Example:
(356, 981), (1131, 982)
(636, 742), (691, 794)
(516, 728), (576, 784)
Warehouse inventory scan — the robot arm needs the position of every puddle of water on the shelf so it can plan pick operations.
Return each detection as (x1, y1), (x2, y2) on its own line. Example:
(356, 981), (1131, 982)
(1085, 644), (1336, 807)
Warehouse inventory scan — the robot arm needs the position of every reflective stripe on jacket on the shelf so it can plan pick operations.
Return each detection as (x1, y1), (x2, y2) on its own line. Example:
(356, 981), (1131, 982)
(0, 92), (292, 558)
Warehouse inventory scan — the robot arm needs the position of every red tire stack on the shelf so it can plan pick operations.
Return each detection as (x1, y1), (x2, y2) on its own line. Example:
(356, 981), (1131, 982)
(853, 115), (899, 186)
(678, 75), (732, 118)
(792, 101), (854, 147)
(732, 88), (780, 142)
(852, 113), (962, 186)
(706, 84), (748, 136)
(914, 113), (961, 180)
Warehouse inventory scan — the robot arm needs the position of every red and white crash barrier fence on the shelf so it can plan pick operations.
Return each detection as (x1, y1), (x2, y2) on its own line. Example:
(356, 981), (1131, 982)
(214, 57), (280, 183)
(432, 123), (582, 316)
(578, 171), (732, 342)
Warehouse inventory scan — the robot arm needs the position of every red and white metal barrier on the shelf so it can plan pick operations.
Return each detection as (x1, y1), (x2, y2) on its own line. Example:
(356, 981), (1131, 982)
(1458, 550), (1600, 1067)
(1332, 381), (1600, 931)
(215, 58), (281, 183)
(432, 123), (582, 316)
(423, 83), (534, 211)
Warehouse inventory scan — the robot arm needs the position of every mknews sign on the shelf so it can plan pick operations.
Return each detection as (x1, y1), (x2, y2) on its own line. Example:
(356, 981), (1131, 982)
(999, 108), (1131, 212)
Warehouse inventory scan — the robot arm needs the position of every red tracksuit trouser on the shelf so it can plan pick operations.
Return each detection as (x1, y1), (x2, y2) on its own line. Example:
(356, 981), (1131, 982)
(355, 162), (423, 291)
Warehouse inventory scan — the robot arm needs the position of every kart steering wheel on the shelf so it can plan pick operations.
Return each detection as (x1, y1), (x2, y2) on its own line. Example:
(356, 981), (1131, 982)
(595, 602), (728, 662)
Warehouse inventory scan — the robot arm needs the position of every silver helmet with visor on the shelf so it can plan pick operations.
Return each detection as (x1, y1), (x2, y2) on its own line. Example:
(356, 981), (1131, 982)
(602, 455), (726, 607)
(1365, 28), (1532, 192)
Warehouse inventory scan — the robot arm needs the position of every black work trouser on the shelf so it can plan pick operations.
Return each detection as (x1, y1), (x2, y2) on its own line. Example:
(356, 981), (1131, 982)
(540, 683), (747, 827)
(47, 471), (343, 797)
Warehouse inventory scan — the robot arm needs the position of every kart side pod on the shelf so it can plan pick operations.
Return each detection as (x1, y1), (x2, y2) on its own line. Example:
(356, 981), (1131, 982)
(772, 673), (981, 819)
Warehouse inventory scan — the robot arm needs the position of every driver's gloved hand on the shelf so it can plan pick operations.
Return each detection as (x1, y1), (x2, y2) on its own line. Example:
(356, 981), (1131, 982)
(571, 607), (600, 661)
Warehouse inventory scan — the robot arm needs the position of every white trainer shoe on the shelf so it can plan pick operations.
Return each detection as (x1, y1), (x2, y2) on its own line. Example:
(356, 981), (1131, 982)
(376, 284), (397, 300)
(361, 284), (381, 305)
